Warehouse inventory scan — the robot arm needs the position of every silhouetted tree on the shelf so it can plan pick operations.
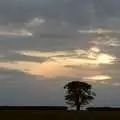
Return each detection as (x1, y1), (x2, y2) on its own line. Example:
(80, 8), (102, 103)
(64, 81), (96, 111)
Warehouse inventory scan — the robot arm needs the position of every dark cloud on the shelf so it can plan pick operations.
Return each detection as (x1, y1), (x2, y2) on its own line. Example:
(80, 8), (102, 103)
(94, 0), (120, 18)
(0, 0), (119, 28)
(93, 0), (120, 27)
(0, 0), (94, 26)
(0, 34), (93, 52)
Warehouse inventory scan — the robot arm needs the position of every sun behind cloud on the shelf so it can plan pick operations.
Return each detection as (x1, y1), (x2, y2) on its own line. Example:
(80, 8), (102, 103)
(0, 45), (117, 82)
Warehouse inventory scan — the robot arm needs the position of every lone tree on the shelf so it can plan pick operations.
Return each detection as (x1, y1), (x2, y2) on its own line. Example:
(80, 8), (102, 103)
(64, 81), (96, 110)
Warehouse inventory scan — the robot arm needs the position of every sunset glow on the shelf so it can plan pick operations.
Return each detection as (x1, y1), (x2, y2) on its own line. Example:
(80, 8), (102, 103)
(0, 46), (117, 81)
(83, 75), (112, 81)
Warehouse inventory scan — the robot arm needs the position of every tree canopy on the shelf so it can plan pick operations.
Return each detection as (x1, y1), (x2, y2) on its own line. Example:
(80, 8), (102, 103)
(64, 81), (96, 110)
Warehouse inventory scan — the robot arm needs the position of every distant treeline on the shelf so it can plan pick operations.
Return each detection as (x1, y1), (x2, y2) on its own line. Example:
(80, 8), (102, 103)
(1, 106), (120, 111)
(0, 106), (68, 110)
(87, 107), (120, 111)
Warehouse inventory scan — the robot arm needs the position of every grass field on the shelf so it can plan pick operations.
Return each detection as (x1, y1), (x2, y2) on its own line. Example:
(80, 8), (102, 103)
(0, 110), (120, 120)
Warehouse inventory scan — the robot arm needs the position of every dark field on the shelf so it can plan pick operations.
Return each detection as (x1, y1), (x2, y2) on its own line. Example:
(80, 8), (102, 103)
(1, 110), (120, 120)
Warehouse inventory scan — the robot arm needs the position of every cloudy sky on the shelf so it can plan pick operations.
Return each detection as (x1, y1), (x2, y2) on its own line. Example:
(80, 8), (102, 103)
(0, 0), (120, 107)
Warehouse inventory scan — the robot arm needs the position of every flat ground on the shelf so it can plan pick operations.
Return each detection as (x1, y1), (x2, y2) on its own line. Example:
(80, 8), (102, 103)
(0, 110), (120, 120)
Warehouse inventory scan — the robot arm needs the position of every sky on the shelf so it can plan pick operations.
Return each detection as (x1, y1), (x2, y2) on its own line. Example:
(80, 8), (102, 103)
(0, 0), (120, 107)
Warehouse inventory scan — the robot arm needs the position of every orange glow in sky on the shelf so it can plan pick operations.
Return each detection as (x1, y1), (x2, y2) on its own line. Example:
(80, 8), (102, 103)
(0, 46), (117, 81)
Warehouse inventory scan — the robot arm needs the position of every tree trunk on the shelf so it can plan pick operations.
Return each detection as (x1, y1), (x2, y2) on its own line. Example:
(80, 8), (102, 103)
(76, 104), (80, 111)
(76, 93), (80, 111)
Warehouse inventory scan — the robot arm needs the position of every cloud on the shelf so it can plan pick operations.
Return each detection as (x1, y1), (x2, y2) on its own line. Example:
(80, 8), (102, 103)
(0, 0), (106, 29)
(94, 0), (120, 18)
(0, 61), (93, 79)
(0, 0), (119, 83)
(100, 81), (109, 85)
(0, 55), (5, 58)
(0, 75), (11, 80)
(78, 28), (120, 34)
(14, 50), (71, 58)
(0, 0), (119, 30)
(83, 75), (112, 81)
(26, 17), (46, 27)
(0, 46), (118, 83)
(90, 35), (120, 47)
(14, 46), (117, 66)
(113, 83), (120, 86)
(0, 29), (32, 36)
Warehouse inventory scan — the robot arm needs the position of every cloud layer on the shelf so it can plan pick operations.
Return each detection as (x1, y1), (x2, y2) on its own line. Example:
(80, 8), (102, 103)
(0, 0), (120, 106)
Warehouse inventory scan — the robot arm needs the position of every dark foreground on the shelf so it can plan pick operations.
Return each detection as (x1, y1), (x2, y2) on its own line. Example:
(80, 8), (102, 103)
(1, 110), (120, 120)
(1, 107), (120, 120)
